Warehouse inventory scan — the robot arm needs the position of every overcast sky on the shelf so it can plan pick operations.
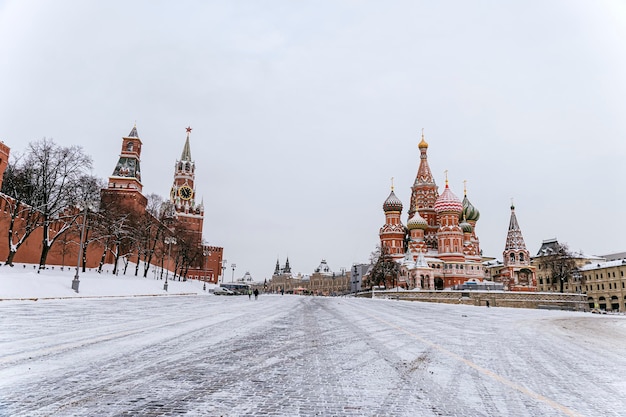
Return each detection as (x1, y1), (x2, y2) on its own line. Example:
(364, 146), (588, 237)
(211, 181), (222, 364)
(1, 1), (625, 281)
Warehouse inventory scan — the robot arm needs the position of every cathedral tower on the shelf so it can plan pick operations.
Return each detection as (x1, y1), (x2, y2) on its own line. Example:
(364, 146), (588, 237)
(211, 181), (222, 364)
(380, 183), (406, 260)
(460, 183), (481, 261)
(409, 131), (439, 250)
(433, 175), (464, 263)
(502, 203), (536, 290)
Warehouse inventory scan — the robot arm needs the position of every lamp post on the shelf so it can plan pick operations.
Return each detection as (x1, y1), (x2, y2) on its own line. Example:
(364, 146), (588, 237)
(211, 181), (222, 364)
(221, 259), (227, 284)
(164, 237), (176, 291)
(231, 263), (236, 282)
(203, 246), (211, 291)
(71, 205), (90, 293)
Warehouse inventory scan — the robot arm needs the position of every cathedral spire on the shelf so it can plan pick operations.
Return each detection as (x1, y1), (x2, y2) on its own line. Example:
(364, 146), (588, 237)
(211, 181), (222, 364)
(409, 130), (438, 219)
(504, 202), (528, 252)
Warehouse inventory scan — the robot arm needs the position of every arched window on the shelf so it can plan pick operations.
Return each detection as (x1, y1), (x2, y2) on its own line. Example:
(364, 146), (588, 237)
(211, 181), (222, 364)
(519, 253), (524, 262)
(126, 141), (134, 151)
(510, 253), (515, 263)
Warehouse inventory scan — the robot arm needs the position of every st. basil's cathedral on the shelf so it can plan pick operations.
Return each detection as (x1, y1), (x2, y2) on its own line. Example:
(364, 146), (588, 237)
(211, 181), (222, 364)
(379, 132), (536, 291)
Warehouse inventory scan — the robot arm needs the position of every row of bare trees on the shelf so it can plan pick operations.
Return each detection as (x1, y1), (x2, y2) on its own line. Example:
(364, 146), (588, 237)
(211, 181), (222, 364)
(1, 138), (203, 279)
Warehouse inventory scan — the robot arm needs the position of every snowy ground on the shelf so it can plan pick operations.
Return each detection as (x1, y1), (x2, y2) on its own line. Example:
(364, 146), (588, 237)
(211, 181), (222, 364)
(1, 265), (626, 416)
(0, 263), (213, 299)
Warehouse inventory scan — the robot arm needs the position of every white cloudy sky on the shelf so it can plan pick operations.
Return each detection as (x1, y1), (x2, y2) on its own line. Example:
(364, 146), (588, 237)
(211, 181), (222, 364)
(1, 1), (625, 281)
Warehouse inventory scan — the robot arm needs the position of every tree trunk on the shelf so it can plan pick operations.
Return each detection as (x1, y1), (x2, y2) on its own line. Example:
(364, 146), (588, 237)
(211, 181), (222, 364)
(39, 222), (51, 271)
(5, 250), (16, 266)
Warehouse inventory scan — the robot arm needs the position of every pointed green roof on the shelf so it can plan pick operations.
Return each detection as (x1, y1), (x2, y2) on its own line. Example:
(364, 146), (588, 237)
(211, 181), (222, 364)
(181, 127), (192, 161)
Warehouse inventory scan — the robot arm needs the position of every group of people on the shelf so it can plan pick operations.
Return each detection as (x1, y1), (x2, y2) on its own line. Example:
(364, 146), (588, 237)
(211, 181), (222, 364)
(248, 288), (259, 300)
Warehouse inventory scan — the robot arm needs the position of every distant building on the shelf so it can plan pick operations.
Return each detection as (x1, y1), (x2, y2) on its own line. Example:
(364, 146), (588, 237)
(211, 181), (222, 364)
(268, 259), (351, 295)
(533, 238), (602, 293)
(580, 258), (626, 311)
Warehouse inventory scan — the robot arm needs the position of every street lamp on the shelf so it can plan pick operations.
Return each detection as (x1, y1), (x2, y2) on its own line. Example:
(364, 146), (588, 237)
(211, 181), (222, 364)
(164, 237), (176, 291)
(231, 263), (236, 282)
(221, 259), (227, 284)
(203, 246), (211, 291)
(71, 204), (90, 293)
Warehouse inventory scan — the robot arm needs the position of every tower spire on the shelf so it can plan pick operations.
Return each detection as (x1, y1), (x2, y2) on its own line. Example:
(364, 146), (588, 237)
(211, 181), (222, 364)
(504, 203), (527, 252)
(181, 126), (192, 161)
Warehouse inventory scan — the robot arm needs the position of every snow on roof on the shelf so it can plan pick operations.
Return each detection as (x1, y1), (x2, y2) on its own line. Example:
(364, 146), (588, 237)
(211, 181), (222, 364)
(579, 259), (626, 271)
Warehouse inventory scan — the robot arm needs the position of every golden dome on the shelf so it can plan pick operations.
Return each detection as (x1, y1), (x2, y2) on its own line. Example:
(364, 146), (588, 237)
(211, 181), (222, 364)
(418, 129), (428, 149)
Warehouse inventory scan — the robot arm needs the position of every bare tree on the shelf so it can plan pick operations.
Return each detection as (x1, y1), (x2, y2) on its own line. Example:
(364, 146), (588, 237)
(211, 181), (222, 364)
(0, 154), (41, 265)
(536, 242), (579, 293)
(21, 138), (94, 269)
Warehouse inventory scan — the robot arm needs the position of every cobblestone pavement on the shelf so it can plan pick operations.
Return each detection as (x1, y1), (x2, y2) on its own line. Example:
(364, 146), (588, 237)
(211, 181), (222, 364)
(0, 295), (625, 416)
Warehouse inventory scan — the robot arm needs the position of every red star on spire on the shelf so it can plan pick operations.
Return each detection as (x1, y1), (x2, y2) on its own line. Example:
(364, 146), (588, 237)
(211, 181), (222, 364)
(186, 126), (192, 133)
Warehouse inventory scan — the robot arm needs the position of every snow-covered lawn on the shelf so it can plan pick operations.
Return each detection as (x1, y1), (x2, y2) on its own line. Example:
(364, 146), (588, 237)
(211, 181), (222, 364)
(0, 263), (213, 299)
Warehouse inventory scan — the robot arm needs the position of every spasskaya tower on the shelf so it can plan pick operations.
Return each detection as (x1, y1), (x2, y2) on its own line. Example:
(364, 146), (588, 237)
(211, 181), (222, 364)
(170, 127), (204, 240)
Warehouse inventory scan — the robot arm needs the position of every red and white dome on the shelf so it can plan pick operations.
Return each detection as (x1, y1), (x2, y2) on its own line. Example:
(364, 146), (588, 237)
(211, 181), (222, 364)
(434, 184), (462, 214)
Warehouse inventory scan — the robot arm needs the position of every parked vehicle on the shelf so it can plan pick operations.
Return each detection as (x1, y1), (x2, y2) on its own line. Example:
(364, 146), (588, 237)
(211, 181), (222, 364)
(213, 287), (235, 296)
(219, 283), (251, 295)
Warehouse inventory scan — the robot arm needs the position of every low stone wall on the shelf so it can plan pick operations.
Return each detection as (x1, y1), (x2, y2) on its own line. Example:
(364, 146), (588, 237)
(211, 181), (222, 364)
(358, 289), (588, 311)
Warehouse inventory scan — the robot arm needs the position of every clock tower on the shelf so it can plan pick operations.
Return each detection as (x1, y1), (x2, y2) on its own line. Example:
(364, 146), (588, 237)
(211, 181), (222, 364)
(170, 127), (204, 239)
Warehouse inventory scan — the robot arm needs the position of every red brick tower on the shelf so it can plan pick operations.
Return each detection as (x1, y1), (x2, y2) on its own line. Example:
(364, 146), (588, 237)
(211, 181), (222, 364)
(0, 141), (10, 190)
(169, 127), (204, 243)
(101, 125), (147, 211)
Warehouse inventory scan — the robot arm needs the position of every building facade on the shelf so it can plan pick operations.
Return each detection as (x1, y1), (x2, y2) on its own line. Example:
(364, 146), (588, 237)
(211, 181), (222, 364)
(580, 258), (626, 311)
(268, 259), (351, 295)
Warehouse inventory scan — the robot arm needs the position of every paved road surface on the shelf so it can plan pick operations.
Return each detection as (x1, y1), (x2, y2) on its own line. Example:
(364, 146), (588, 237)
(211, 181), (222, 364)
(0, 295), (625, 416)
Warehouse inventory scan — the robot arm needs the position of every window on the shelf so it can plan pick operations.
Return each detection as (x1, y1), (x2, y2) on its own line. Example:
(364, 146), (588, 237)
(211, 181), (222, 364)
(519, 253), (524, 262)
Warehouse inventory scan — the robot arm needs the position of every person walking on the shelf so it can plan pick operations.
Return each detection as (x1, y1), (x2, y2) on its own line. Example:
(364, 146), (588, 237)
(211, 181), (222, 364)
(248, 288), (252, 300)
(253, 288), (259, 300)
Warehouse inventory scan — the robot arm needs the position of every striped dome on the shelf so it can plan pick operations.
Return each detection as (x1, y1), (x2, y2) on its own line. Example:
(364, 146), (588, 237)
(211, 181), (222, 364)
(434, 185), (463, 214)
(383, 190), (403, 212)
(462, 195), (480, 222)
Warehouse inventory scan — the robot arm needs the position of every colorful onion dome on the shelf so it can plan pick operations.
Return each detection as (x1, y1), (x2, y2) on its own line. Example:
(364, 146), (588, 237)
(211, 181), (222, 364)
(460, 216), (473, 233)
(383, 189), (403, 212)
(407, 211), (428, 230)
(418, 130), (428, 149)
(461, 195), (480, 222)
(434, 184), (463, 214)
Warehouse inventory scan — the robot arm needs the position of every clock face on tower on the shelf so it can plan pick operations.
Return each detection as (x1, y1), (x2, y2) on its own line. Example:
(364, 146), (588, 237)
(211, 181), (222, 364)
(178, 185), (193, 200)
